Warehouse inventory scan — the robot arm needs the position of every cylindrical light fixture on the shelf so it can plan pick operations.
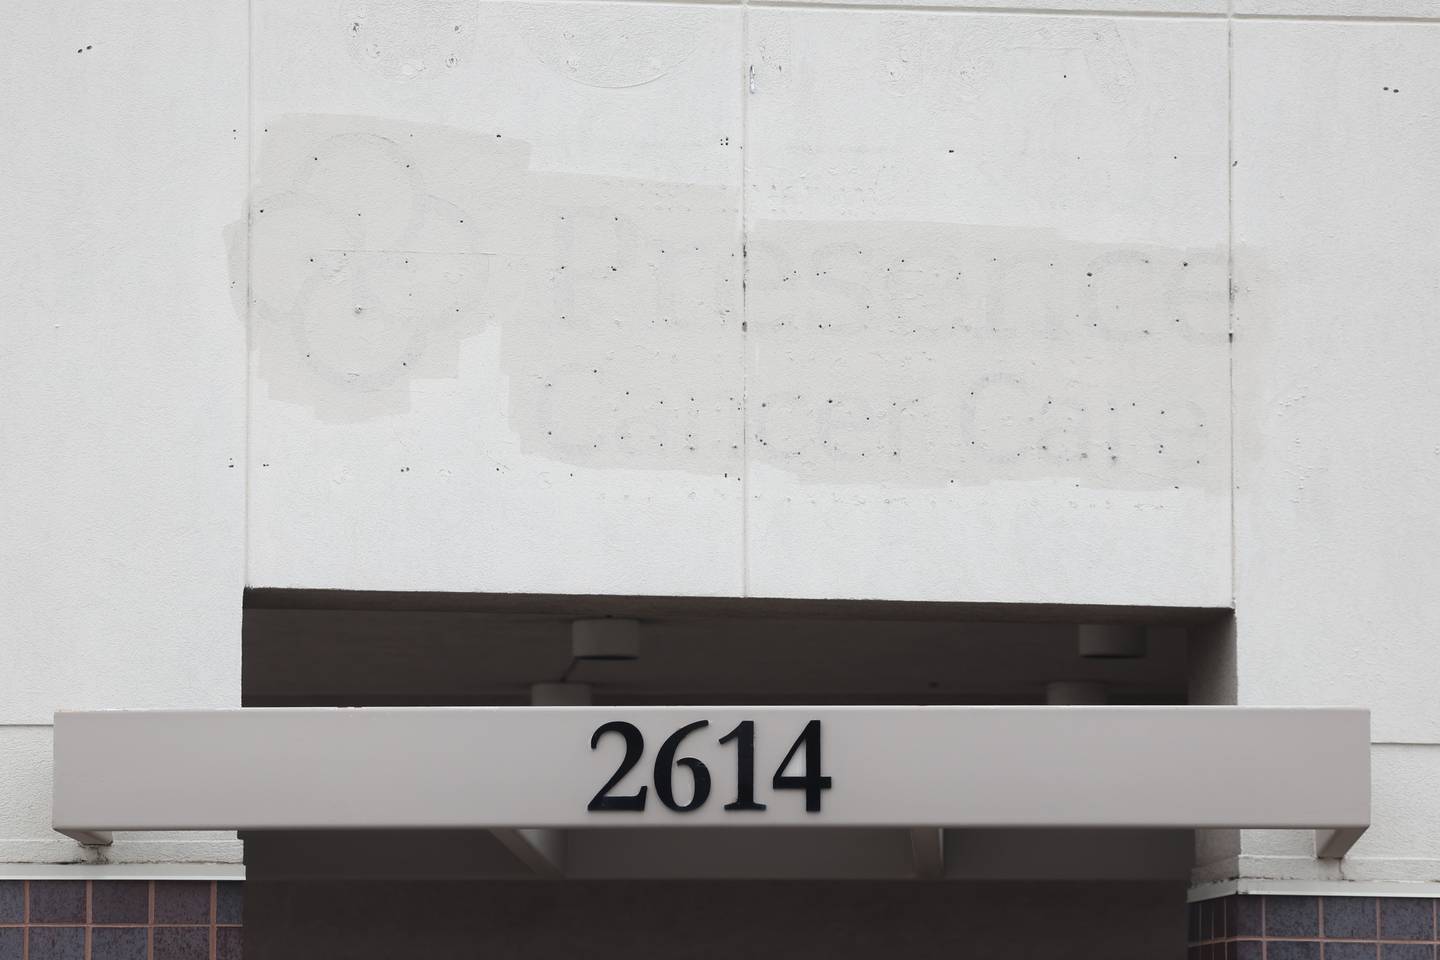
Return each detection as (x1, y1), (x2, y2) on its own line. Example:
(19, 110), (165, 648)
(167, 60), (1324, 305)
(571, 618), (641, 661)
(1077, 623), (1148, 659)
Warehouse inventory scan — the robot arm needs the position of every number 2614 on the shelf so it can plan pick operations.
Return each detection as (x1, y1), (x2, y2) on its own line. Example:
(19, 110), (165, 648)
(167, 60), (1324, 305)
(588, 719), (832, 814)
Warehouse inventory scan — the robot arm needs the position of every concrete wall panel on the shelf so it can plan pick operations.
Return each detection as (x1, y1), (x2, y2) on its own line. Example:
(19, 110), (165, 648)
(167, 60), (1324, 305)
(1233, 20), (1440, 742)
(245, 0), (746, 596)
(0, 0), (247, 721)
(1235, 0), (1440, 18)
(1232, 19), (1440, 883)
(744, 12), (1231, 604)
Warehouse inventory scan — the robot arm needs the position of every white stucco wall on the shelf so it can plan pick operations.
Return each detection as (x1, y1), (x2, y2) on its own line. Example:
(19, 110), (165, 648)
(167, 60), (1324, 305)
(3, 0), (1438, 888)
(1, 0), (247, 864)
(244, 0), (1231, 606)
(1230, 17), (1440, 883)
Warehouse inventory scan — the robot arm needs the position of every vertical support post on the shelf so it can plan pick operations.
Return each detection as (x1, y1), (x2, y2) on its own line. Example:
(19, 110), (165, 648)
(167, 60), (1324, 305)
(1045, 681), (1107, 705)
(910, 827), (944, 880)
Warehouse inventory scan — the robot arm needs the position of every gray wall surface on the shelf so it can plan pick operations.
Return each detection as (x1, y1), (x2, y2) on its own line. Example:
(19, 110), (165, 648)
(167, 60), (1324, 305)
(246, 879), (1184, 959)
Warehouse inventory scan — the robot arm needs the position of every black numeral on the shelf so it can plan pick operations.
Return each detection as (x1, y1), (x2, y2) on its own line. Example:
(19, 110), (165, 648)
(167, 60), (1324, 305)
(588, 721), (648, 811)
(771, 720), (832, 812)
(654, 720), (712, 813)
(718, 720), (766, 811)
(589, 719), (830, 814)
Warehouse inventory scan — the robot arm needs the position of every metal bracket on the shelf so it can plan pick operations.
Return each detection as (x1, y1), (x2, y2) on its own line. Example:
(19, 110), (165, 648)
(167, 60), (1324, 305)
(1316, 827), (1367, 860)
(493, 828), (565, 878)
(58, 829), (113, 846)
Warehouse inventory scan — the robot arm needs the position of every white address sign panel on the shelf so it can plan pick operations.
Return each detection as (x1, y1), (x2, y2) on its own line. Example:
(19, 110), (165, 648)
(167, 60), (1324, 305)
(52, 706), (1369, 834)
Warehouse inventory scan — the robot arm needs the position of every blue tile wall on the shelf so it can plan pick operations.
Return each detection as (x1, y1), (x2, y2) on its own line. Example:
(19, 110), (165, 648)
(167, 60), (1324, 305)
(1190, 895), (1440, 960)
(0, 880), (241, 960)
